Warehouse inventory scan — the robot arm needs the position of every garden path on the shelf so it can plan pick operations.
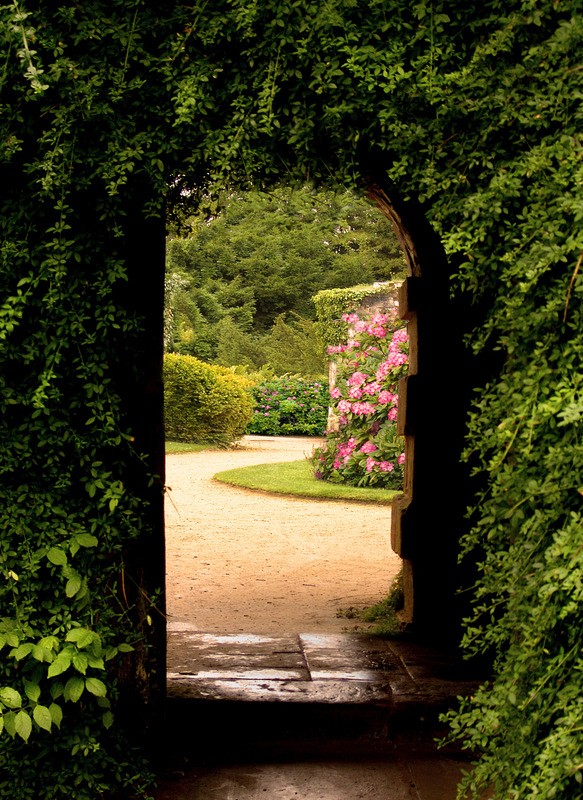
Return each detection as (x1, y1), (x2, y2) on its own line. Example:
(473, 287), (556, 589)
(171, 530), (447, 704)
(165, 435), (402, 633)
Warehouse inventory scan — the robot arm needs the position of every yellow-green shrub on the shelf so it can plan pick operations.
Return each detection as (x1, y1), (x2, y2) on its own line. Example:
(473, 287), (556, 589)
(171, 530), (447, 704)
(164, 354), (253, 444)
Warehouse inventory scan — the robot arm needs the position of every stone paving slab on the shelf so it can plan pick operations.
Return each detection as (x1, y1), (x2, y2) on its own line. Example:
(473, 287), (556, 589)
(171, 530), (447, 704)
(168, 632), (307, 677)
(154, 756), (471, 800)
(300, 632), (406, 682)
(169, 652), (307, 673)
(167, 675), (395, 704)
(168, 632), (302, 657)
(161, 633), (484, 799)
(166, 630), (481, 710)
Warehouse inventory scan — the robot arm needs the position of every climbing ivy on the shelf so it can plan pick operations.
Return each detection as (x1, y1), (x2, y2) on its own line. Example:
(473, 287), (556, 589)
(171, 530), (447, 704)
(313, 284), (398, 348)
(0, 2), (581, 798)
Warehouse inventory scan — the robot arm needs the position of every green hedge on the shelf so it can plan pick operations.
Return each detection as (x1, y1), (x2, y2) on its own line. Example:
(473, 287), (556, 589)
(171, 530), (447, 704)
(164, 354), (253, 445)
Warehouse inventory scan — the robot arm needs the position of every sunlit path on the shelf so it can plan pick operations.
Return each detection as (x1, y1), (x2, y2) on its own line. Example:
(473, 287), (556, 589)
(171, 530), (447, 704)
(165, 436), (401, 633)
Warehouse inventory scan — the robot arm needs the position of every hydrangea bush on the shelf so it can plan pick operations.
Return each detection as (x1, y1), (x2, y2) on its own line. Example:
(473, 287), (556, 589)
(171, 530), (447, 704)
(311, 311), (408, 489)
(246, 375), (329, 436)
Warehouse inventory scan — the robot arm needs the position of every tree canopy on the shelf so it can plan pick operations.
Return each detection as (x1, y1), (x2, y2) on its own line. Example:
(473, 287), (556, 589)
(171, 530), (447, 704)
(165, 184), (405, 369)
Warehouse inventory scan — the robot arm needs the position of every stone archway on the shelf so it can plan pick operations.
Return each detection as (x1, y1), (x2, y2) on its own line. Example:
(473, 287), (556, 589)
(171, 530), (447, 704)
(118, 176), (473, 754)
(368, 184), (469, 641)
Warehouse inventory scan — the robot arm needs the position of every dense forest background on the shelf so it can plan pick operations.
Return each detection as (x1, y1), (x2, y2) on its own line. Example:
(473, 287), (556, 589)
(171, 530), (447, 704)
(164, 185), (406, 375)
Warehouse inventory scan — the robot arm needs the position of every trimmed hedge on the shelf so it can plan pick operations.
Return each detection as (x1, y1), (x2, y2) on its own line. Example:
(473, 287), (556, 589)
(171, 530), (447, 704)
(164, 354), (253, 445)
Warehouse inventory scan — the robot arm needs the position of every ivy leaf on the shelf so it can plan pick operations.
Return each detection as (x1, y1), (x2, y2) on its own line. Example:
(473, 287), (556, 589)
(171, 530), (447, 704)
(33, 705), (52, 732)
(75, 533), (98, 548)
(38, 636), (59, 652)
(0, 687), (22, 709)
(65, 628), (95, 648)
(49, 703), (63, 729)
(65, 576), (82, 598)
(86, 654), (105, 671)
(64, 676), (85, 703)
(15, 710), (32, 742)
(73, 652), (88, 674)
(10, 643), (33, 661)
(47, 650), (72, 678)
(85, 677), (107, 698)
(24, 681), (41, 703)
(47, 547), (68, 566)
(32, 644), (53, 663)
(3, 711), (16, 737)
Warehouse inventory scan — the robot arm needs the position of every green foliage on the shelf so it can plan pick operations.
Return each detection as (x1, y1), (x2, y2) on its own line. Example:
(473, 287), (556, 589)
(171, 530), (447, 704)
(1, 0), (581, 797)
(213, 316), (269, 371)
(262, 315), (327, 377)
(338, 570), (404, 636)
(0, 727), (154, 800)
(163, 354), (253, 445)
(247, 376), (329, 436)
(0, 4), (172, 792)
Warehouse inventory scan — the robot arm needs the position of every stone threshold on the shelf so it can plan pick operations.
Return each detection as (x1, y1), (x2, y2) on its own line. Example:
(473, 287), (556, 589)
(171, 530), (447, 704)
(166, 626), (481, 708)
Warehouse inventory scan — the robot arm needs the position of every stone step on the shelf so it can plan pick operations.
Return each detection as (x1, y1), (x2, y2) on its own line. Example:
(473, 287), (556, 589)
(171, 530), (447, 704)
(164, 628), (482, 760)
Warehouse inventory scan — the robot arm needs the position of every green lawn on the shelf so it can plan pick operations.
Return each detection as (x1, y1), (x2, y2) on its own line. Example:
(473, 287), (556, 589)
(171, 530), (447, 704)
(165, 441), (211, 454)
(213, 459), (398, 504)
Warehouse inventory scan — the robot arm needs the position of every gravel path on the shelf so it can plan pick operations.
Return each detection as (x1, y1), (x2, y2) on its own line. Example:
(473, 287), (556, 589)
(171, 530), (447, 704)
(165, 436), (402, 633)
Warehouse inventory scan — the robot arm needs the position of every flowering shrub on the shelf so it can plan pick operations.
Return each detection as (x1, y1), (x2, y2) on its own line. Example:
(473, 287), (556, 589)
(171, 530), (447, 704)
(246, 375), (329, 435)
(311, 311), (408, 489)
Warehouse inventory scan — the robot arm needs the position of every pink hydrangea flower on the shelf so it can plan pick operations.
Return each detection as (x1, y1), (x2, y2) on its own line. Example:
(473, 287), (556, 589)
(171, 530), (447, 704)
(366, 457), (378, 472)
(379, 461), (395, 472)
(359, 441), (377, 454)
(391, 328), (408, 343)
(352, 402), (376, 415)
(348, 386), (363, 399)
(347, 371), (368, 387)
(370, 326), (387, 338)
(330, 387), (342, 399)
(363, 382), (381, 396)
(375, 361), (392, 381)
(337, 438), (357, 457)
(388, 407), (398, 421)
(337, 400), (352, 414)
(398, 452), (406, 465)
